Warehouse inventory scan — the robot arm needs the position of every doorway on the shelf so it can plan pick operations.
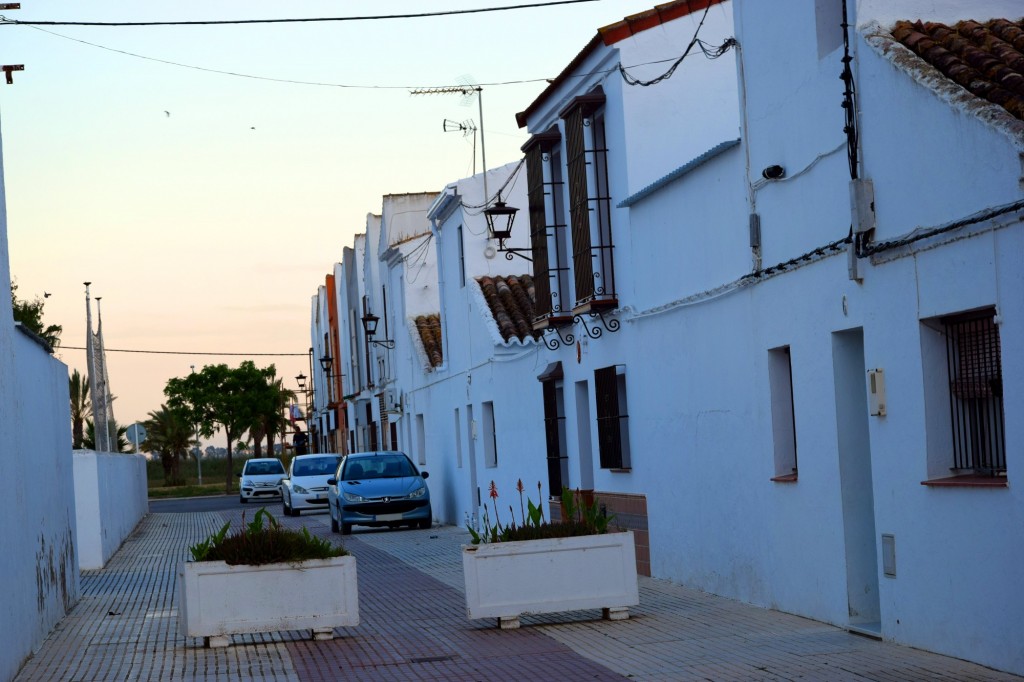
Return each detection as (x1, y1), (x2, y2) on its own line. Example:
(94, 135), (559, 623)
(832, 329), (881, 634)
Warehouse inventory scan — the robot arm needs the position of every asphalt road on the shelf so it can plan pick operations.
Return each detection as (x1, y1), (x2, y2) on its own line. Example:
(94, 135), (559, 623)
(148, 494), (255, 514)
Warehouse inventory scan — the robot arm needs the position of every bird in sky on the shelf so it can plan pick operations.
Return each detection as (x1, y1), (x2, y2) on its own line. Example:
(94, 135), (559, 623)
(164, 111), (170, 117)
(43, 292), (51, 298)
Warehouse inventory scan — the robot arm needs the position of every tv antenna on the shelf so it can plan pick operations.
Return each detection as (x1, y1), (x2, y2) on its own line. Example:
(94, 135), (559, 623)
(443, 119), (478, 175)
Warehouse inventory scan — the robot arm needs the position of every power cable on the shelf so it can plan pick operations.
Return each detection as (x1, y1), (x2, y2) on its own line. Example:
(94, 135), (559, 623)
(0, 0), (601, 27)
(62, 345), (307, 356)
(20, 24), (697, 91)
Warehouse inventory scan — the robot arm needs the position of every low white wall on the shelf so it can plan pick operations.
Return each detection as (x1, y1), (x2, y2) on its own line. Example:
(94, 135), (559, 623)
(73, 450), (148, 570)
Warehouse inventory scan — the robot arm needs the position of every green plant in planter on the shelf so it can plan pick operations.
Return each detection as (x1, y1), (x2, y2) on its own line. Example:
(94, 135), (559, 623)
(189, 507), (347, 565)
(467, 480), (615, 544)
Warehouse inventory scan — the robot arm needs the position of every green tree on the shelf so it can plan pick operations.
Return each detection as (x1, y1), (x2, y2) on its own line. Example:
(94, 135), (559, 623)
(11, 280), (62, 350)
(142, 405), (193, 486)
(165, 361), (275, 492)
(69, 369), (90, 449)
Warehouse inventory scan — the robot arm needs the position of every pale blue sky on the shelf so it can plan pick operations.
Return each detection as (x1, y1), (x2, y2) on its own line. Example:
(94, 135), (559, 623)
(2, 0), (669, 445)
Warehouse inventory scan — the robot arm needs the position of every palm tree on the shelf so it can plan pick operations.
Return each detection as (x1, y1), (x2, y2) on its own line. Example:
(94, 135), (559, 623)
(248, 375), (296, 458)
(82, 419), (131, 453)
(69, 369), (90, 449)
(265, 378), (296, 456)
(142, 405), (194, 486)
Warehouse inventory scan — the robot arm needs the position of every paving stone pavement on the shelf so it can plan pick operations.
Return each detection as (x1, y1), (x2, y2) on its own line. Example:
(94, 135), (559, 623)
(13, 508), (1023, 682)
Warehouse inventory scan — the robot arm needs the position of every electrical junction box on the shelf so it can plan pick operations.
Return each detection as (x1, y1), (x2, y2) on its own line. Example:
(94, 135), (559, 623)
(850, 178), (875, 234)
(868, 368), (886, 416)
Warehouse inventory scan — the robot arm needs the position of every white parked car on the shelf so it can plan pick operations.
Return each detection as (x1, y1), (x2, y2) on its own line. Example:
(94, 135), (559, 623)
(282, 453), (341, 516)
(237, 458), (286, 504)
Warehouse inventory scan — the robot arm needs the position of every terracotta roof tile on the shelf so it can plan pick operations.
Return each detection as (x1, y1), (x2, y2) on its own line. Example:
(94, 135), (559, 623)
(598, 0), (727, 46)
(476, 275), (540, 343)
(415, 314), (443, 368)
(891, 18), (1024, 120)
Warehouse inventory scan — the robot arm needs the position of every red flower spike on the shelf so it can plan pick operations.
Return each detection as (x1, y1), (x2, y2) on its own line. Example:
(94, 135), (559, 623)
(489, 481), (499, 499)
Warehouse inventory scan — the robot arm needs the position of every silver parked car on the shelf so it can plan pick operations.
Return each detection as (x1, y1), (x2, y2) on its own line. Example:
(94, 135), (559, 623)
(237, 457), (286, 504)
(282, 453), (341, 516)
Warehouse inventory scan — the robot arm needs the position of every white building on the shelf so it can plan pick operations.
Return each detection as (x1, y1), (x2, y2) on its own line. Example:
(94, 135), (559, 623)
(311, 0), (1024, 673)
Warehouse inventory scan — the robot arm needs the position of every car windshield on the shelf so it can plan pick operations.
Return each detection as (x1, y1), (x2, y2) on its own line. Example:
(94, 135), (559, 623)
(292, 456), (341, 477)
(343, 454), (415, 480)
(244, 460), (285, 476)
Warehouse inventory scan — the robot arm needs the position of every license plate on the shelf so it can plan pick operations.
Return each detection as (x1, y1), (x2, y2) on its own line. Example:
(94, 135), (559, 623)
(376, 513), (402, 521)
(313, 494), (324, 500)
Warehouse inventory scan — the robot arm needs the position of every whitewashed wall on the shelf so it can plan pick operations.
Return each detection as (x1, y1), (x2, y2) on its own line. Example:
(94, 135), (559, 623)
(0, 122), (79, 682)
(73, 450), (148, 570)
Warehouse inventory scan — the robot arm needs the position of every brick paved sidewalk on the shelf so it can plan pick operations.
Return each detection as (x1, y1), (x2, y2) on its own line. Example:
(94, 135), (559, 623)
(13, 510), (1022, 681)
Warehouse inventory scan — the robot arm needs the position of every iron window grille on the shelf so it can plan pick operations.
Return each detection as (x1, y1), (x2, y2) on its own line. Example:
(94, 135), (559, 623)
(942, 309), (1005, 475)
(561, 88), (617, 314)
(595, 364), (630, 469)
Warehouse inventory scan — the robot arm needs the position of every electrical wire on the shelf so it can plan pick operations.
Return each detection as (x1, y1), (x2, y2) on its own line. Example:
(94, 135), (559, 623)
(0, 0), (601, 27)
(857, 198), (1024, 258)
(62, 346), (307, 356)
(618, 1), (736, 88)
(21, 23), (702, 91)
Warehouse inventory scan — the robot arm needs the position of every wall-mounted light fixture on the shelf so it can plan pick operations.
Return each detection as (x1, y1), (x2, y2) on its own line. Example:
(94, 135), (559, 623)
(361, 312), (396, 349)
(319, 355), (333, 378)
(486, 195), (531, 262)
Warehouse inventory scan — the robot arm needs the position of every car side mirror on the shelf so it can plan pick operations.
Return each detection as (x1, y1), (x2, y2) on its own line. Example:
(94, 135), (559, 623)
(421, 471), (429, 479)
(327, 478), (337, 485)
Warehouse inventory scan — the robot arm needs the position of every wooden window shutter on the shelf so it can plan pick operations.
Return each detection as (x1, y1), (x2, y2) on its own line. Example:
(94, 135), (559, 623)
(565, 106), (594, 303)
(526, 144), (552, 318)
(594, 365), (622, 469)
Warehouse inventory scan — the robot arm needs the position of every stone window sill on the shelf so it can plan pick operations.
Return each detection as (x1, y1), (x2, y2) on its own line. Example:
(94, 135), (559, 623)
(920, 474), (1007, 488)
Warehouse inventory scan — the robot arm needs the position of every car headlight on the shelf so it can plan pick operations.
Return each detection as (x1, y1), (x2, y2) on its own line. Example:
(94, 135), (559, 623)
(293, 484), (309, 494)
(242, 479), (253, 487)
(408, 485), (427, 499)
(343, 491), (366, 503)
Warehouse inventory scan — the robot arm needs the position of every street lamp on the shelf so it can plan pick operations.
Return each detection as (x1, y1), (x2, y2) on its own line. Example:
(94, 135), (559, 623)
(485, 195), (530, 261)
(296, 372), (307, 391)
(361, 312), (396, 349)
(190, 364), (203, 486)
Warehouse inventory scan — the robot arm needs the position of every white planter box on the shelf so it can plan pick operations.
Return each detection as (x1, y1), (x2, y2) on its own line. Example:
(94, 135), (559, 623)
(177, 555), (359, 647)
(462, 531), (639, 628)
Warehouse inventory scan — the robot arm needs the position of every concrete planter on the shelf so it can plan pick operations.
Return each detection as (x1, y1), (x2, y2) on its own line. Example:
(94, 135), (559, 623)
(177, 555), (359, 647)
(462, 531), (639, 629)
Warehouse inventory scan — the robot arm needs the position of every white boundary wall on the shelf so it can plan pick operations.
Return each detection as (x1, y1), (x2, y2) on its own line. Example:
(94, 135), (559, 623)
(73, 451), (148, 570)
(0, 118), (81, 681)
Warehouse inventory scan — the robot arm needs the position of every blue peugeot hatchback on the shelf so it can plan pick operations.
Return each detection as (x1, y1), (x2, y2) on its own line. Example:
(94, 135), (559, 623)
(327, 451), (431, 534)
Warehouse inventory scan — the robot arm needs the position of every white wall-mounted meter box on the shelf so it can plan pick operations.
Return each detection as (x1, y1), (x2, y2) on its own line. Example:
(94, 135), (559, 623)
(868, 368), (886, 416)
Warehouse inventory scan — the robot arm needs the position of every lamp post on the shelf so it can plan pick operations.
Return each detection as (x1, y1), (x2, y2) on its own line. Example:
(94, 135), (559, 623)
(190, 364), (203, 485)
(319, 356), (334, 453)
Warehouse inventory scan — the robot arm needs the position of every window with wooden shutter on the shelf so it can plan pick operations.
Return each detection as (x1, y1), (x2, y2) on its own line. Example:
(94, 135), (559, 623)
(595, 365), (630, 469)
(560, 87), (616, 314)
(541, 373), (569, 494)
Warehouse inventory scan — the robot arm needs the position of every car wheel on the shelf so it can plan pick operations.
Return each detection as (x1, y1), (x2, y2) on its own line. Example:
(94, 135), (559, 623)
(239, 496), (247, 504)
(418, 517), (431, 530)
(341, 522), (352, 535)
(282, 498), (291, 516)
(330, 509), (339, 533)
